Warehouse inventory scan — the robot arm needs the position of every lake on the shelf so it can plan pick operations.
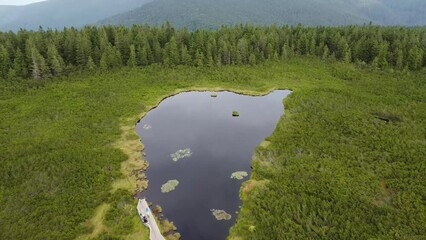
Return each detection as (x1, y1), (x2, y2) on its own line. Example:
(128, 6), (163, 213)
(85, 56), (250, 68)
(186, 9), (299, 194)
(136, 90), (291, 240)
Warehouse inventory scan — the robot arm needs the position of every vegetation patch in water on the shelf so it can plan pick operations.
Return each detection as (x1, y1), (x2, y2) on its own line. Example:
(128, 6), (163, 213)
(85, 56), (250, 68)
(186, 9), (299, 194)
(161, 180), (179, 193)
(231, 171), (248, 180)
(232, 111), (240, 117)
(211, 209), (232, 220)
(170, 148), (192, 162)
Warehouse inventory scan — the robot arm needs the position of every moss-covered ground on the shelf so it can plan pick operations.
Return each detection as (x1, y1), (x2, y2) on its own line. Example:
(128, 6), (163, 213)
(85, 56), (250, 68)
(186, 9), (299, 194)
(1, 58), (424, 239)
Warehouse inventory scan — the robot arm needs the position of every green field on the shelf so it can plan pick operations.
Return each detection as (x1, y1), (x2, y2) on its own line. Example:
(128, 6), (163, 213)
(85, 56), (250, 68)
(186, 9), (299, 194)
(1, 57), (425, 239)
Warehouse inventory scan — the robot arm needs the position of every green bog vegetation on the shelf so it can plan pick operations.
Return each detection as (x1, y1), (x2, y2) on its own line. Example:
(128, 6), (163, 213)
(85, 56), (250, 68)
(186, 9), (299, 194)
(0, 24), (425, 239)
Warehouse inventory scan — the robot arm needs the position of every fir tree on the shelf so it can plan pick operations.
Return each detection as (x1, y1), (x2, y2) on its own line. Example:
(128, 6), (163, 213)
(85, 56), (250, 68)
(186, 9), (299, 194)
(31, 47), (49, 80)
(87, 56), (96, 71)
(180, 44), (192, 65)
(13, 48), (28, 78)
(128, 44), (137, 68)
(47, 43), (64, 76)
(0, 45), (10, 79)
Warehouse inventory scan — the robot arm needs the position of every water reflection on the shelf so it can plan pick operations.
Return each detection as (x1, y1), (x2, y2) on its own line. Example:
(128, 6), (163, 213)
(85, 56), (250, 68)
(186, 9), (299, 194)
(136, 90), (291, 240)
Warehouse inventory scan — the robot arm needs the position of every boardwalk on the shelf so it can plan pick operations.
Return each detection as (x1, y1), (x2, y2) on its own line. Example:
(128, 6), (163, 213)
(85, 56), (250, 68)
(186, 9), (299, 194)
(137, 198), (166, 240)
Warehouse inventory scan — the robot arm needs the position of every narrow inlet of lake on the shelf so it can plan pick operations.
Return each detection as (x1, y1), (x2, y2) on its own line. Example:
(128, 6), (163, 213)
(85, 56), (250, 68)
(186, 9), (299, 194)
(136, 90), (291, 240)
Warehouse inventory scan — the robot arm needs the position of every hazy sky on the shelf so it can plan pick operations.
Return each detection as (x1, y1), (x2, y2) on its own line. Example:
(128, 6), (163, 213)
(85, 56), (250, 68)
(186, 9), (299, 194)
(0, 0), (45, 5)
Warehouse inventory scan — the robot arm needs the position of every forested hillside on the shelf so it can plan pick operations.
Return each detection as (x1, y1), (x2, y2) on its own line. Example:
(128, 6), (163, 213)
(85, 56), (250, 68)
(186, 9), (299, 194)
(0, 25), (425, 82)
(0, 0), (151, 31)
(99, 0), (367, 29)
(100, 0), (426, 29)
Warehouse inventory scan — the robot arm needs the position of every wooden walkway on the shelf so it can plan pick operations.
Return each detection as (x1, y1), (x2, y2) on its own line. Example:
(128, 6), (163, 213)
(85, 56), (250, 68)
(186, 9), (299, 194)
(137, 198), (166, 240)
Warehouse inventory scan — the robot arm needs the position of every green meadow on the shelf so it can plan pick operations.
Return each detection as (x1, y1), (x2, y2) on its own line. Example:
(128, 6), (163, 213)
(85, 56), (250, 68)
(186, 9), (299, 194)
(1, 57), (425, 239)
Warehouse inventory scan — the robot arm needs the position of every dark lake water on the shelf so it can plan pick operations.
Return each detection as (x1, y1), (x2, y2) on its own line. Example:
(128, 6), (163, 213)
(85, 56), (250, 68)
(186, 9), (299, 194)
(136, 90), (291, 240)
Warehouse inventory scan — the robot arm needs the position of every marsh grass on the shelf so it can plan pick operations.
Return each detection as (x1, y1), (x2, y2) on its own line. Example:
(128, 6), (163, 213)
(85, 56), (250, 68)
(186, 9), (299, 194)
(372, 111), (403, 123)
(1, 58), (424, 239)
(76, 204), (111, 240)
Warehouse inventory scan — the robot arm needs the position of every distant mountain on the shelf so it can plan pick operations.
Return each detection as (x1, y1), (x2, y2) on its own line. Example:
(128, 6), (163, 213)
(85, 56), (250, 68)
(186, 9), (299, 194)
(359, 0), (426, 26)
(99, 0), (426, 29)
(1, 0), (424, 31)
(0, 0), (152, 31)
(99, 0), (367, 29)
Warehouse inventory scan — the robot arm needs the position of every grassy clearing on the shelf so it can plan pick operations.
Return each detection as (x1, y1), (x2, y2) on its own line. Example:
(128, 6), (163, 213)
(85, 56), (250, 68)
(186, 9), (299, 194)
(77, 204), (111, 240)
(0, 58), (425, 239)
(112, 123), (148, 193)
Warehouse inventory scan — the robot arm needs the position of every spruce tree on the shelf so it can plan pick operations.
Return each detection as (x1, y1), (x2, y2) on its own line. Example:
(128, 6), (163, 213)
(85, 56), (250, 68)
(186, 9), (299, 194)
(128, 45), (137, 68)
(87, 56), (96, 71)
(76, 33), (92, 67)
(195, 50), (205, 67)
(163, 37), (179, 66)
(0, 45), (10, 79)
(322, 45), (330, 60)
(395, 49), (404, 70)
(99, 53), (108, 71)
(180, 44), (192, 65)
(31, 47), (49, 80)
(137, 46), (149, 66)
(377, 43), (389, 69)
(47, 43), (64, 76)
(407, 46), (423, 70)
(343, 44), (352, 64)
(13, 48), (28, 78)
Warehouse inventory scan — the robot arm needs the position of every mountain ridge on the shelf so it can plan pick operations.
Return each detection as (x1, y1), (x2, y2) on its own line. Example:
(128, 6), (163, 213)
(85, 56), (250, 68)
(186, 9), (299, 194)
(99, 0), (369, 29)
(0, 0), (152, 31)
(0, 0), (425, 31)
(99, 0), (426, 29)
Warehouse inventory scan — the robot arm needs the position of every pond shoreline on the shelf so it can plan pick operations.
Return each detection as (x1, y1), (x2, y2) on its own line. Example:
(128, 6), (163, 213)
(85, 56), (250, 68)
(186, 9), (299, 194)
(132, 88), (292, 239)
(81, 87), (292, 239)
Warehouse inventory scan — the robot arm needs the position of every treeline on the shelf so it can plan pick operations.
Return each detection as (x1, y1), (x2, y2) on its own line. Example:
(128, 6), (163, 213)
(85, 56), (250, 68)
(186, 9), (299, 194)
(0, 24), (425, 80)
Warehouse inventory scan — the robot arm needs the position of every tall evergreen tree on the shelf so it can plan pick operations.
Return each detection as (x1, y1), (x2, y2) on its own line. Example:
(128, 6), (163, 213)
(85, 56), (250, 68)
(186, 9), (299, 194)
(237, 38), (249, 64)
(395, 48), (404, 70)
(322, 45), (330, 60)
(163, 37), (179, 66)
(343, 43), (352, 64)
(87, 56), (96, 71)
(47, 43), (64, 76)
(194, 50), (205, 67)
(99, 52), (108, 71)
(76, 33), (92, 67)
(180, 44), (192, 65)
(136, 45), (149, 66)
(407, 46), (423, 70)
(13, 48), (28, 78)
(128, 44), (137, 68)
(377, 42), (389, 69)
(30, 47), (49, 80)
(0, 45), (10, 79)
